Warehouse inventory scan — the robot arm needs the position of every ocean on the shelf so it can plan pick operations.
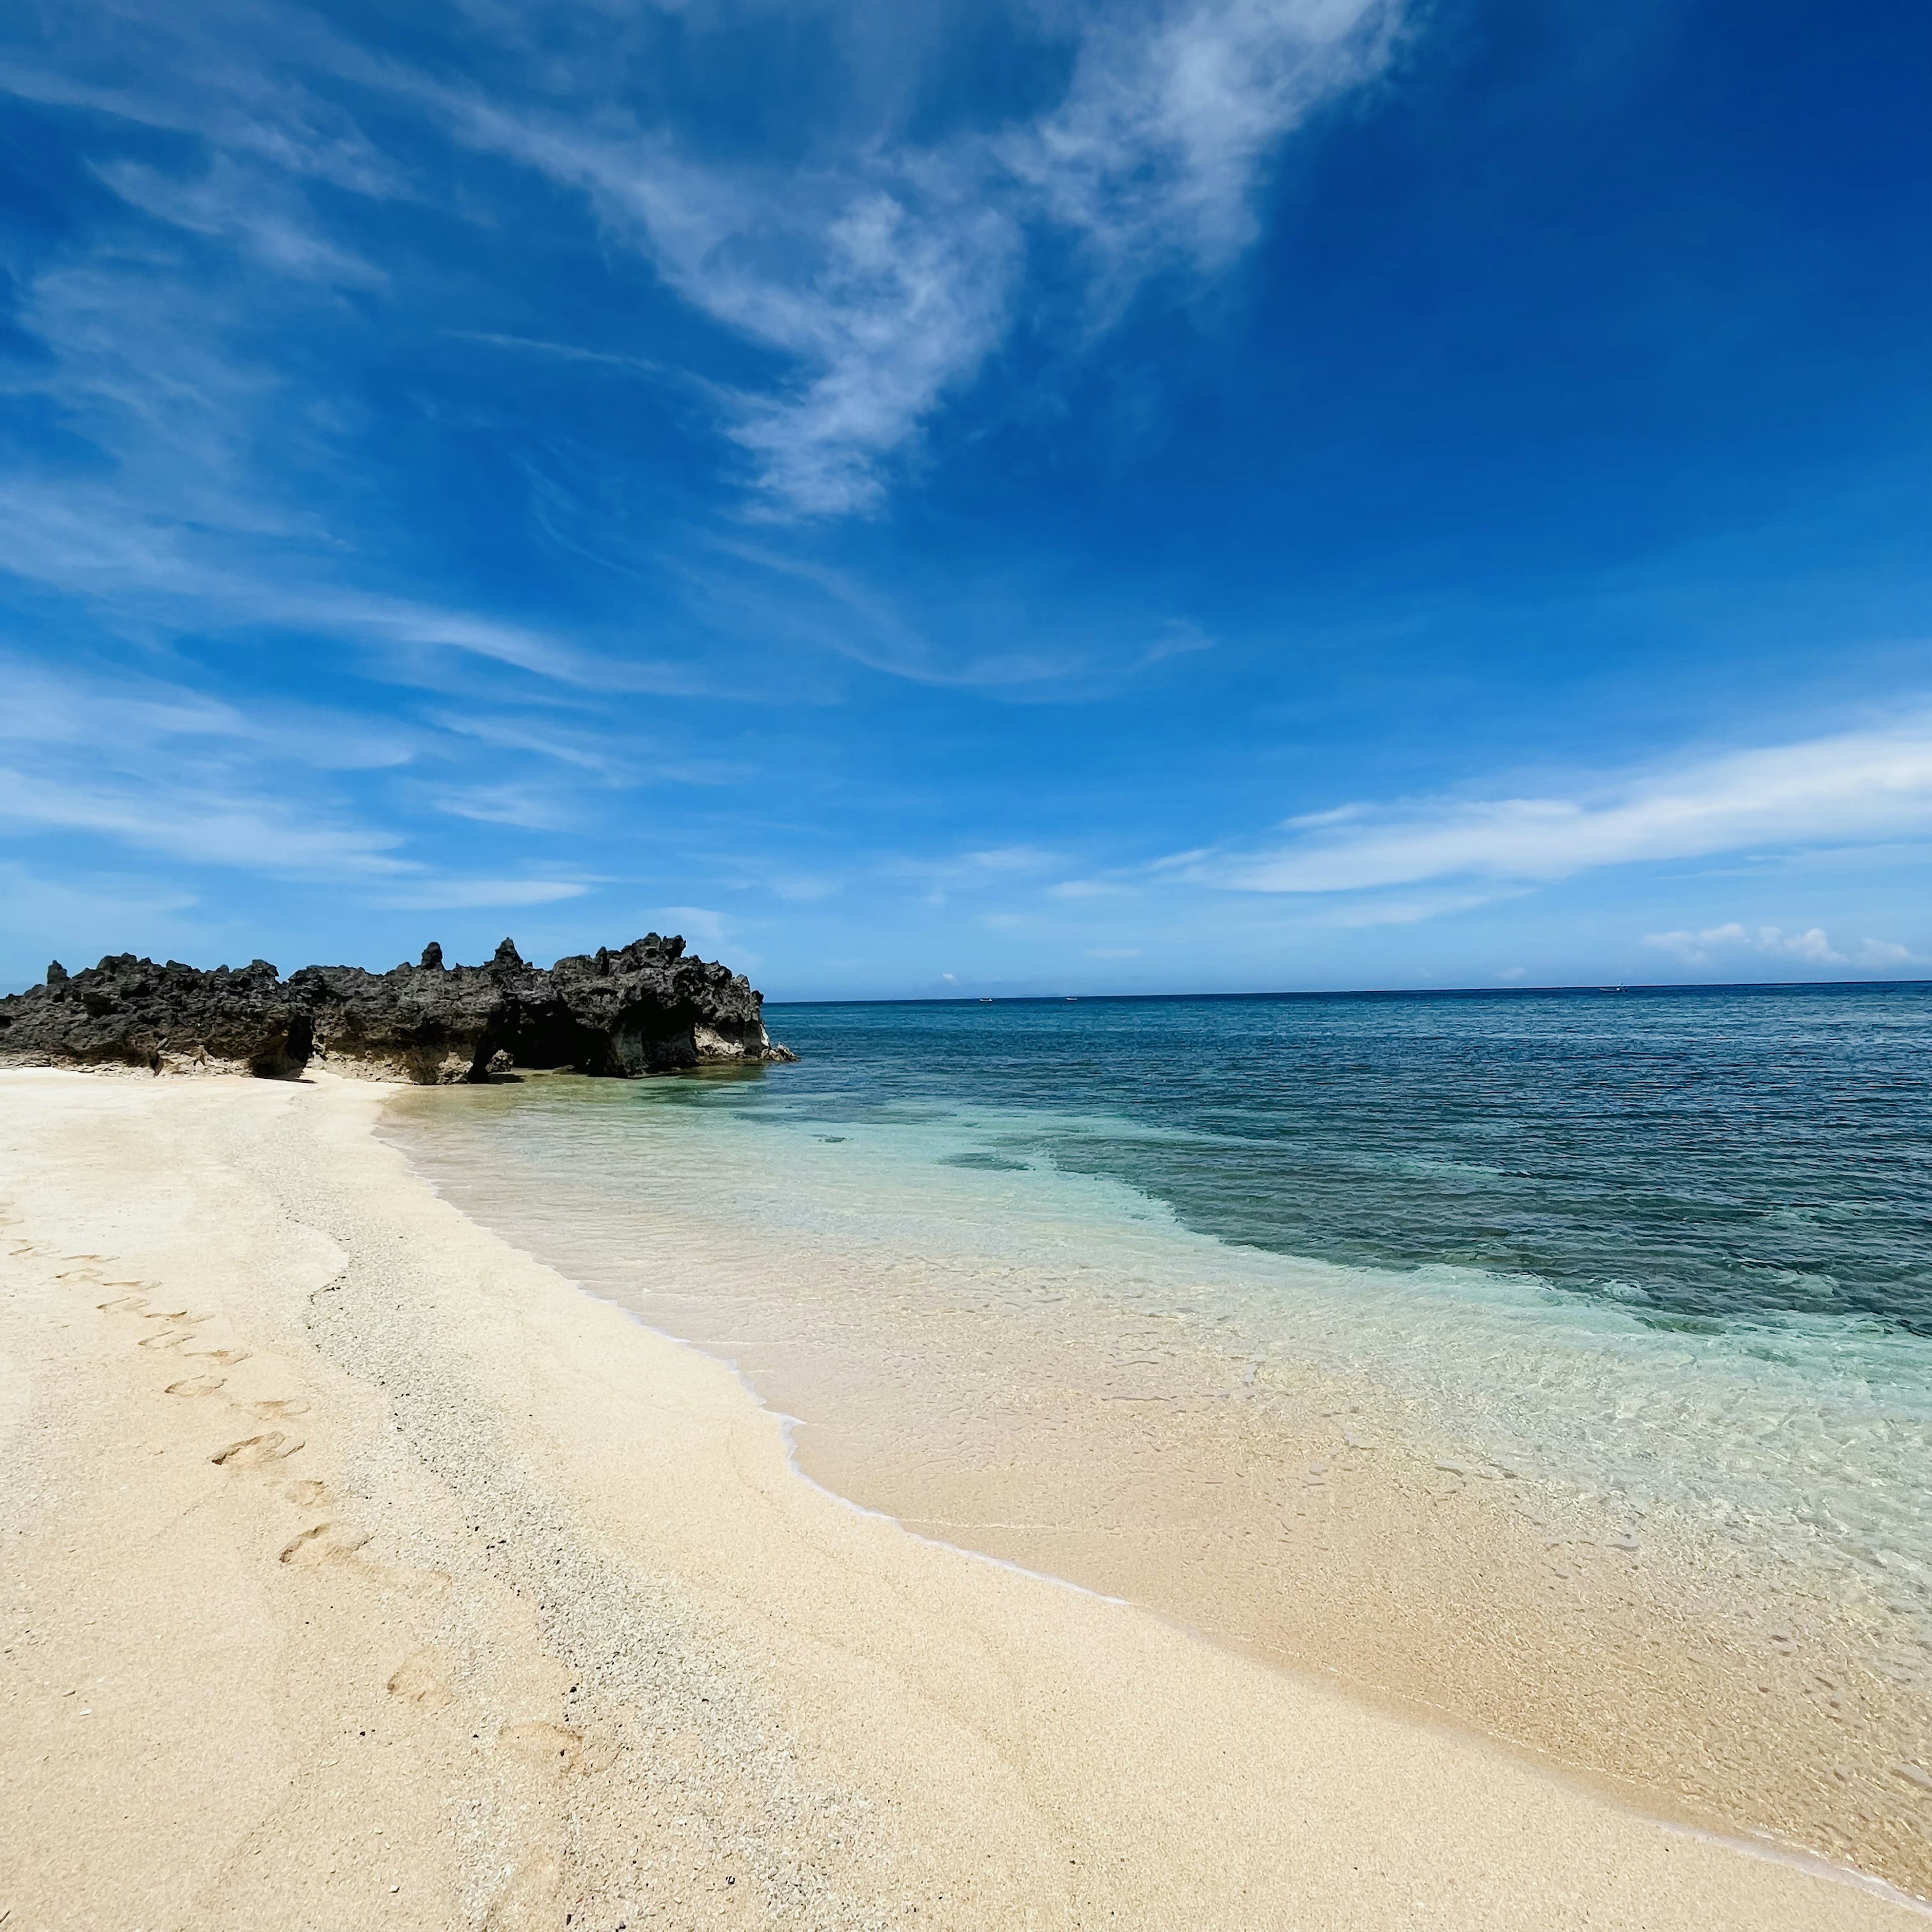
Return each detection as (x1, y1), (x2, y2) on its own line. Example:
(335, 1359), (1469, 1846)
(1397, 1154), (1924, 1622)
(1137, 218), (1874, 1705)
(381, 981), (1932, 1878)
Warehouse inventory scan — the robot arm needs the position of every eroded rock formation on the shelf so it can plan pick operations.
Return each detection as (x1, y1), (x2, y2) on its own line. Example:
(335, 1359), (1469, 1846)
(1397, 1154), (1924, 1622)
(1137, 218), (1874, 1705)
(0, 955), (312, 1078)
(288, 942), (511, 1086)
(0, 936), (794, 1083)
(294, 933), (793, 1083)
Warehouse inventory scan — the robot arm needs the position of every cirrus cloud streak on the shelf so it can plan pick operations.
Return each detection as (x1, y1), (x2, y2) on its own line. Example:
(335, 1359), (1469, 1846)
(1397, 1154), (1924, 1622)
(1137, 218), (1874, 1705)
(415, 0), (1400, 516)
(1178, 718), (1932, 895)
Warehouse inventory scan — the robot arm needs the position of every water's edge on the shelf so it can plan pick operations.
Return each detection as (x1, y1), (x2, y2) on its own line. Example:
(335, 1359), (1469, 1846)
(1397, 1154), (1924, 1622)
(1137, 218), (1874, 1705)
(374, 986), (1932, 1894)
(375, 1086), (1932, 1912)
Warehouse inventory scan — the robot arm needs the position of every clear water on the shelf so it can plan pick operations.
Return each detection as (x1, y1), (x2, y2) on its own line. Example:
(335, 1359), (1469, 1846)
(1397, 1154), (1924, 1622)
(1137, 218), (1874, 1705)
(762, 984), (1932, 1337)
(385, 983), (1932, 1614)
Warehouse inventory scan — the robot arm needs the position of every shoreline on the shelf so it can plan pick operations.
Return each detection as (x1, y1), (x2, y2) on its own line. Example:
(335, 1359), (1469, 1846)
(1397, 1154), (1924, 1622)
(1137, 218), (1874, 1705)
(380, 1073), (1932, 1900)
(769, 1377), (1932, 1917)
(2, 1068), (1925, 1929)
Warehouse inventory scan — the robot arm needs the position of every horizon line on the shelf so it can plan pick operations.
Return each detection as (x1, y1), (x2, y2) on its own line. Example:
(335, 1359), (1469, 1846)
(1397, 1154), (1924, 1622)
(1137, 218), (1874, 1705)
(765, 976), (1931, 1008)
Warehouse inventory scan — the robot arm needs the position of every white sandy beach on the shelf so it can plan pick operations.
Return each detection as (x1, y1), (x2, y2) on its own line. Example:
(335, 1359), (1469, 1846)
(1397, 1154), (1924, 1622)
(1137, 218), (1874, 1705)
(1, 1067), (1924, 1931)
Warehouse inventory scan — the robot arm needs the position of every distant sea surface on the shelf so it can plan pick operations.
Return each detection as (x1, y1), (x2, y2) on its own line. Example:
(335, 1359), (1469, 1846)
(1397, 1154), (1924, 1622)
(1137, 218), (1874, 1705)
(384, 980), (1932, 1667)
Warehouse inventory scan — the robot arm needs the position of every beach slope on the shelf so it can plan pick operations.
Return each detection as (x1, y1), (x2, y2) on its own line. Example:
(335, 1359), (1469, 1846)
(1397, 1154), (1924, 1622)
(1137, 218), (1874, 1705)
(0, 1069), (1918, 1930)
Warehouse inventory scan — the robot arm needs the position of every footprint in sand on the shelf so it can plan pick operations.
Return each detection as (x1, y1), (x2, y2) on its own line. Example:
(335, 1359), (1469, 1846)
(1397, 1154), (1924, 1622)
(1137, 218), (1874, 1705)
(282, 1478), (329, 1506)
(277, 1520), (451, 1596)
(185, 1347), (250, 1367)
(165, 1376), (227, 1398)
(97, 1295), (151, 1314)
(495, 1721), (583, 1776)
(139, 1323), (211, 1350)
(480, 1853), (562, 1929)
(280, 1521), (372, 1568)
(212, 1431), (305, 1470)
(387, 1649), (456, 1710)
(245, 1398), (311, 1420)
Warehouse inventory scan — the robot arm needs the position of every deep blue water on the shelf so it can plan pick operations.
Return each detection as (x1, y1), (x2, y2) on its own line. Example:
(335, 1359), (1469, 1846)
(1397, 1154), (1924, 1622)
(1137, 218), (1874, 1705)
(741, 983), (1932, 1337)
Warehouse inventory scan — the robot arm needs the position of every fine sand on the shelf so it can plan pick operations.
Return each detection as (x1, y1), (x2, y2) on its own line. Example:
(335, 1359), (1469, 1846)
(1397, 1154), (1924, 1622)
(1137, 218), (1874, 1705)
(1, 1069), (1925, 1931)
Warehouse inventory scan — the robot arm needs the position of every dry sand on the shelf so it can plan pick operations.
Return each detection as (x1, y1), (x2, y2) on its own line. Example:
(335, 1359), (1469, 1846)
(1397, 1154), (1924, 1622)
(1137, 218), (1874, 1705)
(1, 1067), (1924, 1931)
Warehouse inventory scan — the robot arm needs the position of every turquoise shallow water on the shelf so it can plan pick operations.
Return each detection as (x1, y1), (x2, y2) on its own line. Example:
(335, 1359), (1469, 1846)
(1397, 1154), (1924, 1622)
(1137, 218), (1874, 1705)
(761, 984), (1932, 1336)
(380, 981), (1932, 1879)
(386, 982), (1932, 1626)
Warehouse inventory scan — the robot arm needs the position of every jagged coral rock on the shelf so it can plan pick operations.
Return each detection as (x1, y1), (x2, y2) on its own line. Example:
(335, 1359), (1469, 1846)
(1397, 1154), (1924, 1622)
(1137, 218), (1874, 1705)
(506, 934), (792, 1077)
(286, 946), (508, 1085)
(0, 954), (312, 1078)
(1, 935), (794, 1084)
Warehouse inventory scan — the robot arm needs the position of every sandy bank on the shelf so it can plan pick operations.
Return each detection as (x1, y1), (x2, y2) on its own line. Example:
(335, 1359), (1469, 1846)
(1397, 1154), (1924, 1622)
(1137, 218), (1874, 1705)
(0, 1069), (1921, 1930)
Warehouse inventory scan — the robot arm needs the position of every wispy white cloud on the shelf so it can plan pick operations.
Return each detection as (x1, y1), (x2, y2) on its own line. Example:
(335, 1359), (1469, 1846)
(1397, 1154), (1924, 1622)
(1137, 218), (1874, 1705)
(0, 84), (724, 701)
(960, 845), (1059, 874)
(417, 0), (1398, 515)
(414, 116), (991, 517)
(0, 18), (405, 199)
(372, 878), (590, 911)
(1006, 0), (1399, 283)
(0, 657), (415, 771)
(0, 472), (715, 696)
(1300, 888), (1522, 928)
(1178, 717), (1932, 895)
(427, 712), (637, 779)
(668, 536), (1087, 687)
(427, 782), (582, 831)
(1642, 923), (1918, 971)
(1858, 938), (1918, 966)
(0, 764), (409, 877)
(93, 153), (385, 286)
(0, 0), (1356, 729)
(890, 845), (1062, 888)
(1644, 923), (1840, 966)
(0, 227), (598, 684)
(0, 657), (407, 881)
(454, 332), (666, 377)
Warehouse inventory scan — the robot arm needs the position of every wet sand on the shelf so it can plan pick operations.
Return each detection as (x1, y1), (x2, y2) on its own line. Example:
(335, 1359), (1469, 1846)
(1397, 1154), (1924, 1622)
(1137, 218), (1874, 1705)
(691, 1267), (1932, 1896)
(1, 1068), (1925, 1929)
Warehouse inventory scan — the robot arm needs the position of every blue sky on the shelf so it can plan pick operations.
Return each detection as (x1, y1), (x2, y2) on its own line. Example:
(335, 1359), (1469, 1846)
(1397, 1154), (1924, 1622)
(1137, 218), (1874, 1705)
(2, 0), (1928, 998)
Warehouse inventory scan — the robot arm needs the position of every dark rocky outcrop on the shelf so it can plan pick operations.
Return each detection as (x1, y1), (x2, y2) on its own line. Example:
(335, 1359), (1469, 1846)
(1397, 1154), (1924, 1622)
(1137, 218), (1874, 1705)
(287, 941), (514, 1086)
(0, 954), (312, 1078)
(0, 935), (795, 1083)
(503, 933), (790, 1079)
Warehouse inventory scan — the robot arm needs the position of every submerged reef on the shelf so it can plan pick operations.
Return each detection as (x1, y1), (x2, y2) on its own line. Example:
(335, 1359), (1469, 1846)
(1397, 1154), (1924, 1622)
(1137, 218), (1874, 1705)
(0, 935), (794, 1083)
